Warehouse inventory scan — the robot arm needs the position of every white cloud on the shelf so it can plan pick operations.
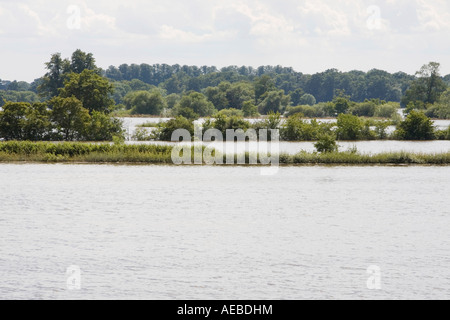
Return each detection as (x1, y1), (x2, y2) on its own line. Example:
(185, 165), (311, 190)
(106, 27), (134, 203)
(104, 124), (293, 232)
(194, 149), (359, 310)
(1, 0), (450, 81)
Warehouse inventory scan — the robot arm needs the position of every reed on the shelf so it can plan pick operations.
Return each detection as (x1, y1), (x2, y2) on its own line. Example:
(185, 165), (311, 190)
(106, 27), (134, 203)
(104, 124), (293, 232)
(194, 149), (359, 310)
(0, 141), (449, 165)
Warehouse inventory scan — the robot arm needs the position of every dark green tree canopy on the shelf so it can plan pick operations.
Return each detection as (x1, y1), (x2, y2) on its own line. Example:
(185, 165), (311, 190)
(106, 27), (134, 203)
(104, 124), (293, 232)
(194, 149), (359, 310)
(58, 70), (115, 114)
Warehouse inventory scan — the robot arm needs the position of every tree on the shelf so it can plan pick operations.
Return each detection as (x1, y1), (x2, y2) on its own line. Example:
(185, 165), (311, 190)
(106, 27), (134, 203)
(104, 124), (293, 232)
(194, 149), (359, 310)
(152, 116), (194, 141)
(123, 90), (166, 115)
(175, 92), (217, 117)
(315, 134), (338, 153)
(336, 114), (364, 140)
(333, 95), (351, 115)
(37, 53), (71, 99)
(242, 100), (259, 117)
(0, 102), (28, 140)
(401, 62), (447, 107)
(38, 50), (99, 99)
(226, 82), (255, 110)
(85, 111), (124, 141)
(395, 110), (435, 140)
(299, 93), (316, 106)
(204, 86), (228, 110)
(58, 70), (115, 114)
(70, 49), (99, 74)
(50, 97), (90, 141)
(254, 75), (276, 103)
(23, 103), (52, 141)
(289, 88), (305, 106)
(258, 90), (290, 115)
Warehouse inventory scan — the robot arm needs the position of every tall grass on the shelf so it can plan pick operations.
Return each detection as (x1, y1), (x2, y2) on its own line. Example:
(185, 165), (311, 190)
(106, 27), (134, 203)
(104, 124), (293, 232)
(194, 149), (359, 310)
(0, 141), (449, 165)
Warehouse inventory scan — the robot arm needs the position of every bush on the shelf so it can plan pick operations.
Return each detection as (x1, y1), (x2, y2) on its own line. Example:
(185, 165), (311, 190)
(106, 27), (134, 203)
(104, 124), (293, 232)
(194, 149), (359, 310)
(314, 134), (338, 153)
(336, 114), (364, 140)
(215, 108), (244, 118)
(395, 111), (436, 140)
(152, 116), (194, 141)
(299, 94), (316, 106)
(375, 102), (400, 118)
(124, 90), (166, 115)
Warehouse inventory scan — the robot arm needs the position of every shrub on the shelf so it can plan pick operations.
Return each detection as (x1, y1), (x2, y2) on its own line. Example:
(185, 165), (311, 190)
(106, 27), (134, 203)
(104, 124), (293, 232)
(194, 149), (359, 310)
(314, 134), (339, 153)
(395, 111), (436, 140)
(336, 114), (364, 140)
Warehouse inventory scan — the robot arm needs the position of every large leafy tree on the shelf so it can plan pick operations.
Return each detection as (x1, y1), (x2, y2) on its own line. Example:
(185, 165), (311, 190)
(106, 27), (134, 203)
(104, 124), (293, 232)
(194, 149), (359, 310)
(175, 92), (217, 117)
(0, 102), (51, 141)
(70, 49), (99, 74)
(402, 62), (447, 107)
(58, 70), (115, 114)
(50, 97), (90, 141)
(123, 90), (167, 115)
(0, 102), (28, 140)
(37, 53), (71, 99)
(258, 90), (290, 115)
(37, 50), (100, 99)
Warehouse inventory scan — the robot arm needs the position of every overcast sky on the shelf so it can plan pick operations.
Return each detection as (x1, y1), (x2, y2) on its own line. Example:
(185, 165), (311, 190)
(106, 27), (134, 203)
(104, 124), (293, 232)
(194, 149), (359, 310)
(1, 0), (449, 82)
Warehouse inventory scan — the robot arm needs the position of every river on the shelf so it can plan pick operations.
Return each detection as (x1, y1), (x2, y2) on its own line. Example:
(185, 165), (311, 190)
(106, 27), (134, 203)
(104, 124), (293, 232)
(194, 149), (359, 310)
(0, 164), (449, 300)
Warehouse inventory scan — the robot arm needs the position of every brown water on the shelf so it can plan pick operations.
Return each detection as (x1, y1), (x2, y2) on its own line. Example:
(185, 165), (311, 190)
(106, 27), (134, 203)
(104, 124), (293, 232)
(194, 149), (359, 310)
(0, 164), (449, 300)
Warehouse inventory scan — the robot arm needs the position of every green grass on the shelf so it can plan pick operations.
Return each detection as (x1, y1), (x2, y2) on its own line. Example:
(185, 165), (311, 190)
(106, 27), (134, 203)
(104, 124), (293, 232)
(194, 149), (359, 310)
(0, 141), (449, 165)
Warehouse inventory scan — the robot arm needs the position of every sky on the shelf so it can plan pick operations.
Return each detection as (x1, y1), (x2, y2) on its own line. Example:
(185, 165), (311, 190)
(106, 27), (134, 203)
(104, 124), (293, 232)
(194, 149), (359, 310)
(1, 0), (450, 82)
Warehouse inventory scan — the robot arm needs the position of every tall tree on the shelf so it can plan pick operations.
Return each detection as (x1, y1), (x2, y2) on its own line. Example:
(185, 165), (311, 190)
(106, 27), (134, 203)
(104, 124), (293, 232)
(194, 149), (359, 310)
(70, 49), (99, 74)
(37, 53), (71, 99)
(402, 62), (447, 107)
(58, 70), (115, 114)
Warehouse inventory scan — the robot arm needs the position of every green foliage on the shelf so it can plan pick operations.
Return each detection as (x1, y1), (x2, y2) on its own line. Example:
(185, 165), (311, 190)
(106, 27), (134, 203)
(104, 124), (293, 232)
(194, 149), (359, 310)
(175, 92), (217, 117)
(336, 114), (364, 140)
(38, 50), (100, 99)
(85, 111), (124, 141)
(1, 141), (449, 165)
(349, 100), (377, 117)
(254, 75), (276, 103)
(123, 90), (166, 115)
(315, 134), (339, 153)
(215, 108), (244, 118)
(212, 114), (251, 134)
(0, 91), (41, 108)
(152, 116), (194, 141)
(402, 62), (448, 107)
(375, 102), (400, 118)
(174, 107), (200, 120)
(0, 102), (28, 140)
(333, 96), (351, 115)
(395, 110), (436, 140)
(258, 90), (290, 114)
(50, 97), (90, 141)
(281, 115), (334, 141)
(166, 93), (181, 109)
(242, 101), (259, 117)
(436, 126), (450, 140)
(132, 128), (153, 141)
(58, 70), (115, 114)
(299, 94), (316, 106)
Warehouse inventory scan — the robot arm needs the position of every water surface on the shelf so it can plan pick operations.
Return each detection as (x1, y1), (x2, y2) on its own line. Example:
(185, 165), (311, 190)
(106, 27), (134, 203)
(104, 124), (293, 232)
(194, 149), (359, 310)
(0, 164), (449, 300)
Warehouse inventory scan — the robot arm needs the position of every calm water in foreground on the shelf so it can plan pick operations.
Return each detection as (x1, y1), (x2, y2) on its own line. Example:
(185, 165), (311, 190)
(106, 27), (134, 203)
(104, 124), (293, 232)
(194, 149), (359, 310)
(0, 164), (449, 300)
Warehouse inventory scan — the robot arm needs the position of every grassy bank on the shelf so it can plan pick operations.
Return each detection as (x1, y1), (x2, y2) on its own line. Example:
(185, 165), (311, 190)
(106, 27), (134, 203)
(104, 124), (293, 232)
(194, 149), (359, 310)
(0, 141), (449, 165)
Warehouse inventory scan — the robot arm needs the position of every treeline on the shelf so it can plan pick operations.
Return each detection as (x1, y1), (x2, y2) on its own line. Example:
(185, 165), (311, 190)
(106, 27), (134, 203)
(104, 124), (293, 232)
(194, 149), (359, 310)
(1, 50), (450, 126)
(105, 63), (416, 103)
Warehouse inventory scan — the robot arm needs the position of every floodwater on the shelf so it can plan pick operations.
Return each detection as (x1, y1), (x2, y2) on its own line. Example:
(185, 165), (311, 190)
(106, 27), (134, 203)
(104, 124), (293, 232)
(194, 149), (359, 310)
(121, 117), (450, 155)
(0, 164), (449, 300)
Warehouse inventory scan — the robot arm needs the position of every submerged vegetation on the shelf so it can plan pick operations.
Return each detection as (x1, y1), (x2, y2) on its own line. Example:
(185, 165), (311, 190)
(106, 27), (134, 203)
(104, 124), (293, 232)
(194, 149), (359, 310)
(132, 111), (450, 142)
(0, 141), (449, 165)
